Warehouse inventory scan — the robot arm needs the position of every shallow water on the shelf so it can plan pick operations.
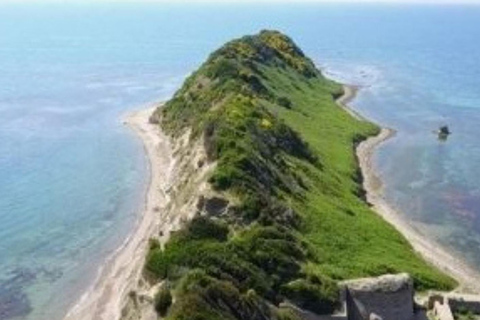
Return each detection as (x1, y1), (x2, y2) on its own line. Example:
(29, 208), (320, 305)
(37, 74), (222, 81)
(1, 3), (480, 319)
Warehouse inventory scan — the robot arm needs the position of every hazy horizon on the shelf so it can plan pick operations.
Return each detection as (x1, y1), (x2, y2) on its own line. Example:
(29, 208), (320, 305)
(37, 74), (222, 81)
(2, 0), (480, 4)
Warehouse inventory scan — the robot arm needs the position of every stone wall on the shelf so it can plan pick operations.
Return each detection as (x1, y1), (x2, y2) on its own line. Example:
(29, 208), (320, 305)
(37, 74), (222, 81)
(427, 292), (480, 320)
(346, 288), (366, 320)
(447, 293), (480, 314)
(342, 273), (415, 320)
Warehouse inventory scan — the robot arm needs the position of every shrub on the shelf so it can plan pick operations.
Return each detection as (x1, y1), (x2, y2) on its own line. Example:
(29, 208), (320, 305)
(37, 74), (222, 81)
(154, 286), (173, 316)
(281, 278), (339, 315)
(276, 96), (292, 109)
(146, 249), (170, 279)
(149, 238), (161, 250)
(182, 216), (229, 242)
(167, 293), (228, 320)
(276, 308), (301, 320)
(172, 270), (272, 320)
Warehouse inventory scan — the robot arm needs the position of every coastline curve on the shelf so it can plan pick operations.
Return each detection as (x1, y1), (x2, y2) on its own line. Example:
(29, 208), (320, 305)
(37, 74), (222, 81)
(63, 106), (175, 320)
(340, 84), (480, 294)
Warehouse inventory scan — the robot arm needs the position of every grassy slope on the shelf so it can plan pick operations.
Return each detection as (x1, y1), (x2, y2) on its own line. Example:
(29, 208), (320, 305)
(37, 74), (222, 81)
(259, 64), (453, 288)
(147, 30), (455, 320)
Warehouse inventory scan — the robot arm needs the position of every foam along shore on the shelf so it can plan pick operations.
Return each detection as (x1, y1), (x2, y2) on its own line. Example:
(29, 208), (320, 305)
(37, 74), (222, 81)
(341, 84), (480, 294)
(64, 106), (176, 320)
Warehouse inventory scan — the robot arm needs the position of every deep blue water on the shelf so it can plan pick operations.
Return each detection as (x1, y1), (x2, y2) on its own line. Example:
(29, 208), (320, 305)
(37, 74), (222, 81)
(1, 3), (480, 319)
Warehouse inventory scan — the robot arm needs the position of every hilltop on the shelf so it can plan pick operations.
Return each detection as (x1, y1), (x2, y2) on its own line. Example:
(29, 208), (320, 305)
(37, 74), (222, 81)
(138, 30), (455, 320)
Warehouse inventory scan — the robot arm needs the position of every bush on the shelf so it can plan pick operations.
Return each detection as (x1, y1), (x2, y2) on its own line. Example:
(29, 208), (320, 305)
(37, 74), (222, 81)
(281, 277), (339, 315)
(167, 293), (228, 320)
(276, 308), (301, 320)
(182, 216), (229, 242)
(276, 96), (292, 109)
(149, 238), (161, 250)
(146, 249), (170, 279)
(154, 286), (173, 316)
(172, 270), (272, 320)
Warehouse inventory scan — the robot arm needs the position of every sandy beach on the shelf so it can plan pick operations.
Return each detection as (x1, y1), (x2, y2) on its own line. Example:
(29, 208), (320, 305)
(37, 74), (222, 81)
(340, 84), (480, 294)
(63, 106), (175, 320)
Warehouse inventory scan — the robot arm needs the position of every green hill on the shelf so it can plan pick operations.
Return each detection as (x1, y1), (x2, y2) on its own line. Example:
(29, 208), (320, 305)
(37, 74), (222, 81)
(146, 30), (455, 320)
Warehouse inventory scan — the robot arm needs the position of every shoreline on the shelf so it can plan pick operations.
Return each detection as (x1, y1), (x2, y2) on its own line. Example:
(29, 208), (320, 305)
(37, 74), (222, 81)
(340, 84), (480, 294)
(63, 106), (175, 320)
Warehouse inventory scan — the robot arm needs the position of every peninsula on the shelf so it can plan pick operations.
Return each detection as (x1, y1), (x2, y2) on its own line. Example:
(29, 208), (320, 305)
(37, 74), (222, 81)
(66, 30), (471, 320)
(134, 30), (455, 319)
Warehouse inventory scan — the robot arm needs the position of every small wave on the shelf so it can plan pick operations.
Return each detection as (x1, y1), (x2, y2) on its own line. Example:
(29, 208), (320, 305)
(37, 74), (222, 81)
(318, 60), (383, 87)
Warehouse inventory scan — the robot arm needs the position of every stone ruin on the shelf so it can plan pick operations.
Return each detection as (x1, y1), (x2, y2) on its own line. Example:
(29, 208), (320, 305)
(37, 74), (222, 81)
(341, 273), (416, 320)
(429, 292), (480, 320)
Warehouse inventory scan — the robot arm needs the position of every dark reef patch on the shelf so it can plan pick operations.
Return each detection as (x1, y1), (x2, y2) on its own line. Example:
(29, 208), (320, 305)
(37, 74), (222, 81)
(0, 268), (35, 320)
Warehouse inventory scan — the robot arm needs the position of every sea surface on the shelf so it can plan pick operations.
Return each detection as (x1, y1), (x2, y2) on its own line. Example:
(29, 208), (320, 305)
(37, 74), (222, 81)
(1, 3), (480, 319)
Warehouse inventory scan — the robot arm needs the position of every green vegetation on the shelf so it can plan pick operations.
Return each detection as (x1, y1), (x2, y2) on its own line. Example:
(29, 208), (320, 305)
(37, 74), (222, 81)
(453, 307), (480, 320)
(148, 30), (455, 319)
(154, 286), (173, 316)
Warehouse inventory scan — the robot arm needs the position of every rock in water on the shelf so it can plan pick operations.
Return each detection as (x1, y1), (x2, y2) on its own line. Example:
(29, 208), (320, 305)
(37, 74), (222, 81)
(438, 125), (451, 140)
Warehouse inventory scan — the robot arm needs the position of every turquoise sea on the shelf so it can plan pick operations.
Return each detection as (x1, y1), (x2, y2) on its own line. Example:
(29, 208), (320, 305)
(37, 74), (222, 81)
(1, 3), (480, 319)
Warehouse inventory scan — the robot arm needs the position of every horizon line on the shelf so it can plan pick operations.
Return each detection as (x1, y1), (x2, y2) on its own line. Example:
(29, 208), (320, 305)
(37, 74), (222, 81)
(2, 0), (480, 4)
